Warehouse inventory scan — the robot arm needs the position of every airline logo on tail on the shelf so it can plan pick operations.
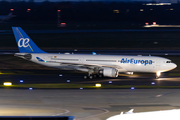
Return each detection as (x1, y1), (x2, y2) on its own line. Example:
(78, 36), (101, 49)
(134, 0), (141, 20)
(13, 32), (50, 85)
(12, 27), (46, 53)
(15, 27), (33, 51)
(18, 38), (34, 52)
(18, 38), (30, 47)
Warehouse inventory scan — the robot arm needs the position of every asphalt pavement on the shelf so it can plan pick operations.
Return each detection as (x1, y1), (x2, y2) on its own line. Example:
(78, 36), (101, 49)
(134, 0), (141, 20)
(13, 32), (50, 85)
(0, 72), (180, 120)
(0, 88), (180, 120)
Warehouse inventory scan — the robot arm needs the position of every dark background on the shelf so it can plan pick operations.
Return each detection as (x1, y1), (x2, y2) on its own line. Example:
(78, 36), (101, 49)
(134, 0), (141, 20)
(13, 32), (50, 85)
(0, 1), (180, 24)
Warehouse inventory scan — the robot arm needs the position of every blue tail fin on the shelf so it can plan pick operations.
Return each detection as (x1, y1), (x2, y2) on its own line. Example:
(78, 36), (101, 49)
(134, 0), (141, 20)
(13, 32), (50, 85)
(12, 27), (46, 53)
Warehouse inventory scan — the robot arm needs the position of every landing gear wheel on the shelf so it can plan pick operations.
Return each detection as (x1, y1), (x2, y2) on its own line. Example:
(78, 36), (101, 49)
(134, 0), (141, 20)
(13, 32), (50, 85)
(99, 74), (103, 78)
(84, 76), (88, 79)
(89, 75), (93, 79)
(84, 75), (93, 79)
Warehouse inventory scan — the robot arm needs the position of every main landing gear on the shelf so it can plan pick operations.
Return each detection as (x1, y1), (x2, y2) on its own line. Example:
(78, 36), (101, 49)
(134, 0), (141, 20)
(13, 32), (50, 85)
(84, 75), (93, 79)
(84, 74), (103, 79)
(84, 68), (103, 79)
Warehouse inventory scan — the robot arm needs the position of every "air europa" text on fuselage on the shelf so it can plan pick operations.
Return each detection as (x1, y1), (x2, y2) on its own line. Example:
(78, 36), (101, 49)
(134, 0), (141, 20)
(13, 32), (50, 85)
(120, 58), (153, 66)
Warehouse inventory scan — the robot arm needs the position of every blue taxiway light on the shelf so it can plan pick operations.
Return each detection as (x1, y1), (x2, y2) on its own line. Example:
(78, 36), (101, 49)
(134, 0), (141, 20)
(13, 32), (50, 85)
(109, 81), (112, 84)
(80, 87), (83, 89)
(151, 82), (155, 85)
(20, 80), (24, 83)
(131, 87), (135, 90)
(67, 80), (70, 82)
(29, 88), (33, 90)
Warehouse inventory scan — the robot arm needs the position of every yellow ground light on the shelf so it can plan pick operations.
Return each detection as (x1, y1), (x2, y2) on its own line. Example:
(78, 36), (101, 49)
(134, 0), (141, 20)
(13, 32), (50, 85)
(4, 82), (12, 86)
(95, 83), (101, 87)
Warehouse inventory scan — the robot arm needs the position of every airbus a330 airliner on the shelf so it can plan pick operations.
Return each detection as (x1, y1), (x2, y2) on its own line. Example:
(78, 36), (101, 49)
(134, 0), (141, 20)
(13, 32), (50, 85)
(12, 27), (177, 79)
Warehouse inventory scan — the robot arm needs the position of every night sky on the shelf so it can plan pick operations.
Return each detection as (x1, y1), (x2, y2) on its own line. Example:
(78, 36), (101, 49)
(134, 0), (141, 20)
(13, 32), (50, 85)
(19, 0), (178, 3)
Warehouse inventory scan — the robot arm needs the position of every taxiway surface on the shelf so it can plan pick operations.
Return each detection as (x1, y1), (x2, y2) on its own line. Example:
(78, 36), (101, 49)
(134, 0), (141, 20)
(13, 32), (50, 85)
(0, 73), (180, 120)
(1, 74), (180, 86)
(0, 89), (180, 120)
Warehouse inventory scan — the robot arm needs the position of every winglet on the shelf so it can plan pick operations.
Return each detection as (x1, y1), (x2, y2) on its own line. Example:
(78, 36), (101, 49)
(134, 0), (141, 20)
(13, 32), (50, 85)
(12, 27), (46, 53)
(126, 109), (134, 114)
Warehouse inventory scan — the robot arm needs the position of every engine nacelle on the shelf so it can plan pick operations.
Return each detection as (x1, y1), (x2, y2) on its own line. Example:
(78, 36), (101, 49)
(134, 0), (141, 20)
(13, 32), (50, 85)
(102, 68), (118, 77)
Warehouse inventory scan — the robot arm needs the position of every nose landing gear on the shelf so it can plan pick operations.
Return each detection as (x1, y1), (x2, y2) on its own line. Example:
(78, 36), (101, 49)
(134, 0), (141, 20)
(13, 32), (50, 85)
(156, 71), (161, 79)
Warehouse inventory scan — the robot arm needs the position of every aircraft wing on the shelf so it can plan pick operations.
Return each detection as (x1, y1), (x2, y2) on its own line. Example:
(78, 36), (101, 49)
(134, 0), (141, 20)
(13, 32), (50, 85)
(47, 60), (125, 71)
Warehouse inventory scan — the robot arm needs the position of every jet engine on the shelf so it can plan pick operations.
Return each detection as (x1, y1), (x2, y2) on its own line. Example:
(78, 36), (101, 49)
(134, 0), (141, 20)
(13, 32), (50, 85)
(100, 68), (118, 77)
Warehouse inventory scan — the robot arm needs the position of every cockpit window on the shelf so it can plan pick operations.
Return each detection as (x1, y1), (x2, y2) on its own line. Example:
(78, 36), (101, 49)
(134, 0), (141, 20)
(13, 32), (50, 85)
(166, 61), (172, 63)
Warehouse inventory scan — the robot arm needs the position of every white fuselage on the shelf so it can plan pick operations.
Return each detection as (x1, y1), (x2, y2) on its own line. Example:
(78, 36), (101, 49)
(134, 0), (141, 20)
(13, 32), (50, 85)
(20, 53), (177, 73)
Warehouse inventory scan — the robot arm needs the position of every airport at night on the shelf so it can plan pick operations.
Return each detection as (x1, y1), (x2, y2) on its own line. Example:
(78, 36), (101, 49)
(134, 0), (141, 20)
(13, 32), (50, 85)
(1, 0), (180, 120)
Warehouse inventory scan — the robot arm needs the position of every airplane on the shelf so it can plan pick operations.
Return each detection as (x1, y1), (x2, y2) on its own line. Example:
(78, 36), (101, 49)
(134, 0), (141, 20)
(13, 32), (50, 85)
(106, 109), (180, 120)
(12, 27), (177, 79)
(0, 12), (16, 22)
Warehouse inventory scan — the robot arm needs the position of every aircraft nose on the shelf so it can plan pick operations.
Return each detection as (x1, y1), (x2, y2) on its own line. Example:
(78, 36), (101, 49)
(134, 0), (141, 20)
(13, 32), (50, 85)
(172, 63), (177, 69)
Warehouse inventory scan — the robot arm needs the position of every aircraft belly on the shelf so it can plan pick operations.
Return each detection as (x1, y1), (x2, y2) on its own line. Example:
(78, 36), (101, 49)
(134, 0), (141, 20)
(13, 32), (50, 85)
(123, 64), (156, 73)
